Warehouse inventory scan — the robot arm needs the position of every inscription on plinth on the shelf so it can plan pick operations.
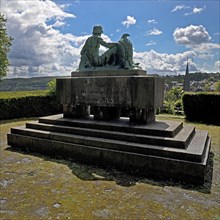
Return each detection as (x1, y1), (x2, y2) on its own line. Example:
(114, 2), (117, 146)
(57, 70), (165, 124)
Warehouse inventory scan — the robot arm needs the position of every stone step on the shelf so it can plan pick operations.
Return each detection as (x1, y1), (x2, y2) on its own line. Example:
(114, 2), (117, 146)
(25, 122), (194, 149)
(38, 114), (183, 137)
(7, 131), (211, 184)
(10, 126), (207, 162)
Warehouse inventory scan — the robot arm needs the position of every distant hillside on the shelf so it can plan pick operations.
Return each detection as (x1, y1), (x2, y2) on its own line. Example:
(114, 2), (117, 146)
(0, 72), (219, 92)
(0, 76), (61, 91)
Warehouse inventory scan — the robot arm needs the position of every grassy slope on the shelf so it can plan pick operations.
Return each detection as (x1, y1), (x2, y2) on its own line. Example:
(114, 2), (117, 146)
(0, 90), (49, 99)
(0, 116), (219, 219)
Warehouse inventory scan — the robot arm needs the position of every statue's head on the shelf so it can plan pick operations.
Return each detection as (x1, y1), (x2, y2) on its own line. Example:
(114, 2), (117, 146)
(92, 25), (103, 35)
(122, 33), (130, 38)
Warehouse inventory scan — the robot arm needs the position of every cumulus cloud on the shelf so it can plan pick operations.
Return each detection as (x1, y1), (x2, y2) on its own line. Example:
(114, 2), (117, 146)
(146, 28), (162, 36)
(184, 6), (206, 16)
(173, 25), (220, 61)
(122, 16), (136, 28)
(215, 60), (220, 71)
(134, 50), (198, 74)
(147, 19), (158, 24)
(52, 20), (66, 27)
(1, 0), (83, 77)
(173, 25), (211, 45)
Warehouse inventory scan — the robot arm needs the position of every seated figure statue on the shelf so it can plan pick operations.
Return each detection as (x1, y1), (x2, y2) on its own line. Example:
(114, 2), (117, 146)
(78, 25), (140, 71)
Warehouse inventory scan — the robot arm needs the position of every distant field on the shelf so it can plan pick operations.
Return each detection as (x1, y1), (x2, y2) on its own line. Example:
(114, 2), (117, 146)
(0, 90), (49, 99)
(0, 76), (58, 91)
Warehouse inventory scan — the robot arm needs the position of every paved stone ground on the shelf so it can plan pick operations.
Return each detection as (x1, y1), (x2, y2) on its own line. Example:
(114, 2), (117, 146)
(0, 116), (219, 220)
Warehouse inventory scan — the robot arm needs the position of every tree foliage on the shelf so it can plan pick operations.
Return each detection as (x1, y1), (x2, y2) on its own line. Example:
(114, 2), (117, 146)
(0, 14), (13, 80)
(163, 87), (183, 114)
(47, 79), (56, 96)
(214, 81), (220, 92)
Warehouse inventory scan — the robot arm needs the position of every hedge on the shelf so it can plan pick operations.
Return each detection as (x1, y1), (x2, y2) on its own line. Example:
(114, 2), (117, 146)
(0, 95), (62, 120)
(182, 93), (220, 125)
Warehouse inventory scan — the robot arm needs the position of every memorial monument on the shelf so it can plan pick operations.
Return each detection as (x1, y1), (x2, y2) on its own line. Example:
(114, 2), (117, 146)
(8, 25), (211, 184)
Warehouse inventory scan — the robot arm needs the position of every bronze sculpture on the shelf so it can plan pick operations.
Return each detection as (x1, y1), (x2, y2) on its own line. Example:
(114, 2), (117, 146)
(78, 25), (141, 71)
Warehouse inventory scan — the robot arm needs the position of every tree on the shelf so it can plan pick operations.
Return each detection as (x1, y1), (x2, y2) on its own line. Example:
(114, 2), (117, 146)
(214, 81), (220, 92)
(0, 14), (13, 80)
(47, 79), (56, 96)
(163, 87), (183, 114)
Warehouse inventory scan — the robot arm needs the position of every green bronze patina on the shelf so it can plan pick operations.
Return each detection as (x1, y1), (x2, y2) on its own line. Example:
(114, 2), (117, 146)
(78, 25), (141, 71)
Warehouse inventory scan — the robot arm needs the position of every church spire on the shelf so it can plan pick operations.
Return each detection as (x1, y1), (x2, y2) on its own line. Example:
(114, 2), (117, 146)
(183, 59), (190, 91)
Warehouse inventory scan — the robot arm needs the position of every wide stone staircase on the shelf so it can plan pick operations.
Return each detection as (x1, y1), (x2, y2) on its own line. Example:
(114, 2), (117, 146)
(8, 114), (211, 184)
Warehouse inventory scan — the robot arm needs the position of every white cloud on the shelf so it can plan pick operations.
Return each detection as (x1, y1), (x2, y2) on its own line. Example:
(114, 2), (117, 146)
(192, 43), (220, 51)
(190, 43), (220, 60)
(215, 60), (220, 71)
(146, 41), (156, 46)
(133, 50), (198, 74)
(146, 28), (162, 36)
(1, 1), (216, 77)
(52, 20), (66, 27)
(173, 25), (220, 61)
(184, 6), (206, 16)
(122, 16), (136, 28)
(173, 25), (211, 45)
(1, 0), (81, 77)
(193, 7), (205, 14)
(147, 19), (158, 24)
(171, 5), (190, 12)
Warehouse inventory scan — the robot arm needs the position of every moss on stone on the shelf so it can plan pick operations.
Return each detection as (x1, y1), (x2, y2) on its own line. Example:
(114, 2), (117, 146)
(0, 116), (219, 219)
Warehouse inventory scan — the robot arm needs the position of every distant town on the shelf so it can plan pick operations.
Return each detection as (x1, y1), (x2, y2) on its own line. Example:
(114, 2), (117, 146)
(164, 72), (220, 92)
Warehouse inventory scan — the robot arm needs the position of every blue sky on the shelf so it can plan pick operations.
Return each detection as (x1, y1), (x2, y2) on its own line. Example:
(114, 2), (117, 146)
(1, 0), (220, 77)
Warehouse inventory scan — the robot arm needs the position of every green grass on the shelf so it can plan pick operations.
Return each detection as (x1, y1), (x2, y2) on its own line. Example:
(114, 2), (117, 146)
(0, 90), (49, 99)
(184, 91), (220, 95)
(0, 116), (219, 219)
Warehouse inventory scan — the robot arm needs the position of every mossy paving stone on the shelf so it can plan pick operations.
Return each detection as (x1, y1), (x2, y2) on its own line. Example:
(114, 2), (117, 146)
(0, 116), (220, 219)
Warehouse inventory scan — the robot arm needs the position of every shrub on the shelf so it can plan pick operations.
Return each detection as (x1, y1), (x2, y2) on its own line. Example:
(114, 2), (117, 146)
(214, 81), (220, 92)
(182, 92), (220, 125)
(162, 87), (183, 115)
(163, 100), (175, 114)
(0, 95), (62, 120)
(47, 79), (56, 96)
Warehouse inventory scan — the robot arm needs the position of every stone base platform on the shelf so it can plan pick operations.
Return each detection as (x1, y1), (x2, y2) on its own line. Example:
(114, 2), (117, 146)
(7, 114), (211, 184)
(57, 70), (165, 124)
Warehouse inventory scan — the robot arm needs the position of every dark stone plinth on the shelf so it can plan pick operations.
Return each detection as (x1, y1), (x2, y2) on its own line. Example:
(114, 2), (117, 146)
(63, 104), (90, 118)
(129, 108), (155, 124)
(71, 69), (147, 77)
(8, 114), (211, 184)
(93, 106), (121, 120)
(57, 70), (164, 124)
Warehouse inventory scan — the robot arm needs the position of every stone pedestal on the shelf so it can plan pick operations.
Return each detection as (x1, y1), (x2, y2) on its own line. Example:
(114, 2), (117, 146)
(63, 104), (90, 118)
(7, 70), (212, 185)
(56, 70), (165, 124)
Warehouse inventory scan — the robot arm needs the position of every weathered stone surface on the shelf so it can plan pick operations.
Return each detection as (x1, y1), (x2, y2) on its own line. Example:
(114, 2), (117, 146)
(57, 74), (164, 109)
(57, 70), (164, 123)
(71, 69), (147, 77)
(25, 120), (194, 149)
(38, 114), (183, 137)
(8, 114), (211, 184)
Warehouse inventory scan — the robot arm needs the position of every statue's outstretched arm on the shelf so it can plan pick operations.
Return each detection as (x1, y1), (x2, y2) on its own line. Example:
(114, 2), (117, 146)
(99, 38), (117, 48)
